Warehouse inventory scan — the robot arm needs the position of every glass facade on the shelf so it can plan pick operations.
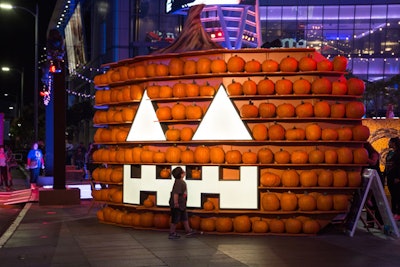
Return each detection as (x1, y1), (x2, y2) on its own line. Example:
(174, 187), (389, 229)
(259, 4), (400, 82)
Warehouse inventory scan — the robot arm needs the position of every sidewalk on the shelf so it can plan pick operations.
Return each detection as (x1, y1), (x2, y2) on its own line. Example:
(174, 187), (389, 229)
(1, 168), (400, 266)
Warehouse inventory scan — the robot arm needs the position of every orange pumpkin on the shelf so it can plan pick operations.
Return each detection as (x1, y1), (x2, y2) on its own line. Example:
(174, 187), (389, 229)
(244, 59), (262, 72)
(241, 101), (259, 118)
(336, 147), (353, 164)
(210, 58), (227, 73)
(165, 128), (180, 141)
(209, 147), (225, 164)
(345, 101), (365, 118)
(259, 102), (276, 118)
(281, 169), (300, 187)
(252, 219), (269, 233)
(194, 145), (210, 163)
(274, 149), (291, 164)
(260, 172), (281, 187)
(280, 192), (298, 211)
(337, 127), (353, 141)
(171, 103), (186, 120)
(321, 128), (338, 141)
(225, 150), (242, 164)
(165, 146), (182, 163)
(280, 56), (298, 72)
(332, 55), (348, 71)
(352, 125), (370, 141)
(227, 80), (243, 95)
(285, 127), (306, 141)
(300, 170), (318, 187)
(160, 168), (171, 178)
(200, 218), (216, 232)
(155, 63), (169, 76)
(302, 219), (321, 234)
(313, 101), (331, 117)
(333, 169), (348, 187)
(186, 103), (203, 119)
(318, 170), (334, 187)
(268, 123), (286, 140)
(332, 80), (348, 95)
(347, 171), (362, 187)
(353, 147), (369, 164)
(293, 78), (311, 94)
(215, 217), (233, 233)
(252, 124), (268, 140)
(181, 147), (194, 164)
(261, 59), (279, 72)
(169, 58), (184, 76)
(191, 168), (201, 179)
(180, 127), (194, 141)
(153, 213), (170, 229)
(172, 82), (187, 97)
(317, 194), (333, 211)
(276, 103), (295, 118)
(308, 148), (325, 164)
(311, 77), (332, 94)
(275, 78), (293, 95)
(185, 82), (200, 97)
(305, 123), (322, 141)
(330, 102), (346, 118)
(317, 59), (333, 71)
(242, 78), (257, 95)
(233, 215), (251, 233)
(324, 149), (338, 164)
(242, 150), (257, 164)
(196, 57), (212, 74)
(257, 78), (275, 95)
(203, 199), (215, 211)
(269, 218), (285, 233)
(285, 218), (303, 234)
(183, 60), (197, 75)
(262, 192), (280, 211)
(295, 102), (314, 118)
(289, 149), (307, 165)
(298, 55), (317, 71)
(257, 148), (274, 164)
(227, 55), (245, 72)
(298, 194), (317, 211)
(347, 78), (365, 95)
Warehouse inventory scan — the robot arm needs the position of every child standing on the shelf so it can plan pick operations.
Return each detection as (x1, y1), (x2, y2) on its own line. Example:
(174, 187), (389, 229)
(168, 167), (196, 239)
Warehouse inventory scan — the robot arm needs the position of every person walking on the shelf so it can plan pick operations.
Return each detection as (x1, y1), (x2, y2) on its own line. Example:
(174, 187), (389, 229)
(384, 137), (400, 220)
(26, 142), (45, 189)
(0, 145), (11, 191)
(168, 167), (196, 239)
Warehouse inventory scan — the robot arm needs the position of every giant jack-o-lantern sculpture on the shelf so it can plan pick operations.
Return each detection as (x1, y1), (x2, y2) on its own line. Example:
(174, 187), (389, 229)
(91, 5), (367, 235)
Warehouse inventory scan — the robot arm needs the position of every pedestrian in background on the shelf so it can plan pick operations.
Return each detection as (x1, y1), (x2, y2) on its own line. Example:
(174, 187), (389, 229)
(384, 137), (400, 220)
(26, 142), (45, 190)
(0, 145), (11, 191)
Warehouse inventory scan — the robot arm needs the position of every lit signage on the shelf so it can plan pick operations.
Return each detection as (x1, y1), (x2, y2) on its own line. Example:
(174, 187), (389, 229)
(166, 0), (255, 14)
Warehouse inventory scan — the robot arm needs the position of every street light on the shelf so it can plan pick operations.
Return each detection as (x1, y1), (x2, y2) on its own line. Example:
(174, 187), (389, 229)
(1, 66), (24, 117)
(0, 3), (39, 141)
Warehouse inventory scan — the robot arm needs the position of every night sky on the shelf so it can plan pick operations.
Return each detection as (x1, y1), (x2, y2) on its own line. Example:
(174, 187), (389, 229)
(0, 0), (56, 114)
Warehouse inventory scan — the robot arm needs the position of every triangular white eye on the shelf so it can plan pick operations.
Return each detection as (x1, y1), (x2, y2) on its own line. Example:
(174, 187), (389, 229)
(193, 84), (252, 141)
(126, 90), (166, 141)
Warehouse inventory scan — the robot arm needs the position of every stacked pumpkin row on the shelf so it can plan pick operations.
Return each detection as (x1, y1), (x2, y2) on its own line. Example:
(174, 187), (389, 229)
(93, 53), (349, 86)
(93, 127), (129, 143)
(97, 206), (322, 235)
(260, 169), (361, 188)
(91, 166), (123, 183)
(241, 100), (365, 119)
(91, 145), (368, 165)
(227, 76), (364, 96)
(252, 123), (369, 142)
(261, 191), (350, 212)
(95, 85), (144, 105)
(92, 187), (123, 203)
(93, 107), (137, 124)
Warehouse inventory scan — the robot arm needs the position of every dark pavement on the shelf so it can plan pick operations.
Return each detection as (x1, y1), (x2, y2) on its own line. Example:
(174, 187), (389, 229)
(1, 166), (400, 266)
